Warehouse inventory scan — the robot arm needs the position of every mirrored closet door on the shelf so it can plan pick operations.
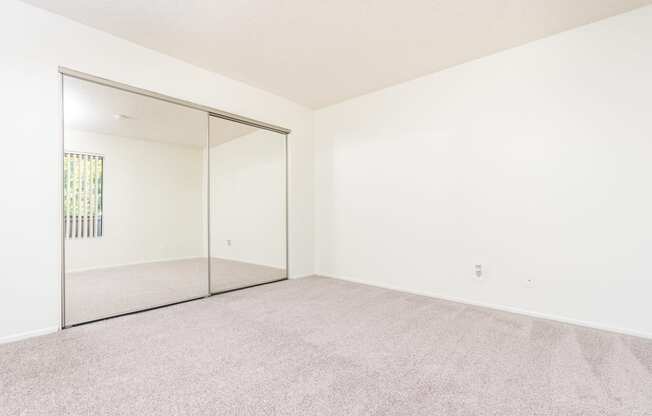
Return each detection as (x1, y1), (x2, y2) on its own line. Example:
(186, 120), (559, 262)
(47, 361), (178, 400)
(63, 75), (209, 326)
(208, 116), (287, 293)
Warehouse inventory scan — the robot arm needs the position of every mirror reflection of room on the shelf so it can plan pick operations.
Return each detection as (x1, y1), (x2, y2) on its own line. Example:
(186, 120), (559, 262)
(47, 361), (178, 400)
(209, 116), (287, 293)
(63, 77), (208, 326)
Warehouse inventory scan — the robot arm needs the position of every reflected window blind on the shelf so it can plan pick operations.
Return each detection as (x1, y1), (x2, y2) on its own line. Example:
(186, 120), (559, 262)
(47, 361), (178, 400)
(64, 152), (104, 239)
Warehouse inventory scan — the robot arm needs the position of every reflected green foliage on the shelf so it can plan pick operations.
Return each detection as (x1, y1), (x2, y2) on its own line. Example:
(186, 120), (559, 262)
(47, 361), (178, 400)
(64, 152), (103, 238)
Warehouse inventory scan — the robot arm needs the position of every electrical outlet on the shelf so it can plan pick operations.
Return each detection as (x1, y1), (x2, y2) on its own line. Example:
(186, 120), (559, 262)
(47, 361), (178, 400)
(474, 264), (483, 279)
(226, 239), (232, 246)
(524, 278), (535, 288)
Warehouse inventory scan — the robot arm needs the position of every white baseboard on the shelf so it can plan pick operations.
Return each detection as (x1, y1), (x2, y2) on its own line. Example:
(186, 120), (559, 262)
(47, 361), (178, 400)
(316, 274), (652, 340)
(289, 274), (315, 280)
(68, 256), (284, 273)
(0, 326), (60, 345)
(68, 256), (205, 273)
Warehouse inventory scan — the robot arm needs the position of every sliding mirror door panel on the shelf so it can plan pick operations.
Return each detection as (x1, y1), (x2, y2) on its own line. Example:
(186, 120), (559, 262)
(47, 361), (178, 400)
(209, 116), (287, 293)
(63, 76), (209, 326)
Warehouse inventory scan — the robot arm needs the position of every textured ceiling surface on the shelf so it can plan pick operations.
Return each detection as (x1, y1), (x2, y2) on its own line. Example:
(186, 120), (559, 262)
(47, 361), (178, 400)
(27, 0), (652, 108)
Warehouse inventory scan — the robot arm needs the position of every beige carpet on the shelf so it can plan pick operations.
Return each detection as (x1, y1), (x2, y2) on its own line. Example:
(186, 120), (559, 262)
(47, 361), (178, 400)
(3, 276), (652, 415)
(209, 257), (286, 294)
(65, 257), (285, 325)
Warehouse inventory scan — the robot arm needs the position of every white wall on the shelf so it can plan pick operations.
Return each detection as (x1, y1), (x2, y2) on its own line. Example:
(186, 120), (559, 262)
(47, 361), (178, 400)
(65, 130), (204, 271)
(0, 0), (314, 343)
(315, 6), (652, 338)
(210, 131), (286, 269)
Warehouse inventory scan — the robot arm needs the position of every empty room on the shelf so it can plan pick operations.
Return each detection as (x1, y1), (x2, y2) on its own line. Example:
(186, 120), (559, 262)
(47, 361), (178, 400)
(1, 1), (651, 415)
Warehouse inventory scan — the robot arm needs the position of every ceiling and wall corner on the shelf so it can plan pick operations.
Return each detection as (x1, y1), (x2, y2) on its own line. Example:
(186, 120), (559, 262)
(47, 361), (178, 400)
(19, 0), (652, 108)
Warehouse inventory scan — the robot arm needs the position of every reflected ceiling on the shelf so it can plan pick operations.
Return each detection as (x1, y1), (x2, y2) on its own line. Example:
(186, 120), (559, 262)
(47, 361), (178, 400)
(64, 77), (261, 147)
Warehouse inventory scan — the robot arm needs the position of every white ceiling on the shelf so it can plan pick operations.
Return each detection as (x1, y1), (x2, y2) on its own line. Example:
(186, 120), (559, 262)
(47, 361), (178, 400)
(209, 117), (258, 147)
(28, 0), (652, 108)
(64, 76), (257, 147)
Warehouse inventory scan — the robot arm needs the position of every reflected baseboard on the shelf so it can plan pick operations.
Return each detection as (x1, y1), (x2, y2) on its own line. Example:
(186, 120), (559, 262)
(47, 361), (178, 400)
(65, 257), (287, 326)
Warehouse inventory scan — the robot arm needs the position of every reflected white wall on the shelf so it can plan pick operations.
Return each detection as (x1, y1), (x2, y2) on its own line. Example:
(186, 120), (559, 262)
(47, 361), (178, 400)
(65, 129), (204, 271)
(209, 130), (286, 269)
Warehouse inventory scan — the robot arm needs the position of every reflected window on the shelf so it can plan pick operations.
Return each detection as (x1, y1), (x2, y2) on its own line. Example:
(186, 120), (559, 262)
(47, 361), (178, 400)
(64, 152), (104, 238)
